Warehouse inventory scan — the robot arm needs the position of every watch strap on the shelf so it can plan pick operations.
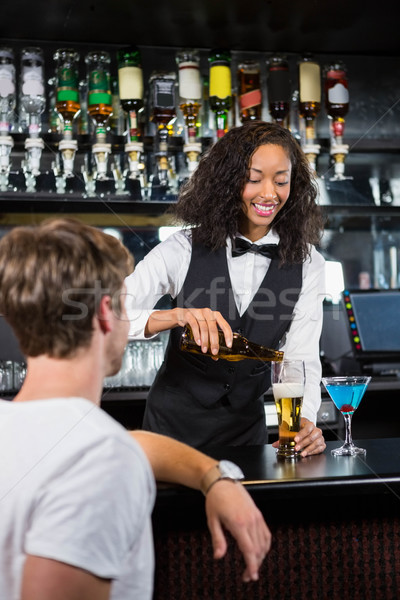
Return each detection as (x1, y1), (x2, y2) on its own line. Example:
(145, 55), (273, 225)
(200, 462), (242, 496)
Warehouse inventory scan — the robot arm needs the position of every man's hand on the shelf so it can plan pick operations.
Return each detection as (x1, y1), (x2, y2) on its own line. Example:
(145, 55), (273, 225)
(272, 417), (326, 457)
(205, 480), (271, 582)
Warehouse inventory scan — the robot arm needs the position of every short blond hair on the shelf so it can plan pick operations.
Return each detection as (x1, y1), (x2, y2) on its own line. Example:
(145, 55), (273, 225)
(0, 218), (134, 358)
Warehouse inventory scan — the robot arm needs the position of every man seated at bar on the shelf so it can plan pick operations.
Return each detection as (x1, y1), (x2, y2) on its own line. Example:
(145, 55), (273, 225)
(0, 218), (271, 600)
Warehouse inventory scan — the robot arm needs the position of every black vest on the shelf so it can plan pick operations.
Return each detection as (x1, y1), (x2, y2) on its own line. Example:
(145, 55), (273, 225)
(148, 241), (303, 411)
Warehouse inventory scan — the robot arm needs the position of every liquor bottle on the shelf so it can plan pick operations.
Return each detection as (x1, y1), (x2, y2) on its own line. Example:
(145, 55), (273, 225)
(149, 70), (176, 152)
(149, 71), (176, 130)
(53, 49), (80, 138)
(298, 55), (321, 143)
(324, 61), (349, 143)
(19, 47), (46, 182)
(237, 60), (262, 123)
(0, 47), (15, 190)
(0, 47), (16, 136)
(180, 325), (284, 362)
(117, 46), (144, 143)
(176, 49), (202, 142)
(149, 71), (177, 194)
(209, 49), (232, 138)
(85, 50), (113, 142)
(266, 55), (291, 127)
(20, 47), (46, 138)
(85, 51), (113, 181)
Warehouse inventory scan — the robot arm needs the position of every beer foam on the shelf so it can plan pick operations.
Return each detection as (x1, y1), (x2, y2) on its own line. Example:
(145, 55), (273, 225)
(272, 382), (304, 400)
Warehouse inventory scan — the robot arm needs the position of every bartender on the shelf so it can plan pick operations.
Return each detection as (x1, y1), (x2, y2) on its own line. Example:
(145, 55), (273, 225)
(125, 121), (326, 455)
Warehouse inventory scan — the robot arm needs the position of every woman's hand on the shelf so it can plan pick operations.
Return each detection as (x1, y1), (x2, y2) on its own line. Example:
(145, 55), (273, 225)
(272, 417), (326, 457)
(175, 307), (233, 356)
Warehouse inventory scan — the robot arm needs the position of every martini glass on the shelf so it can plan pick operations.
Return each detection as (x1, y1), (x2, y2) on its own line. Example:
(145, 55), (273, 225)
(322, 375), (371, 456)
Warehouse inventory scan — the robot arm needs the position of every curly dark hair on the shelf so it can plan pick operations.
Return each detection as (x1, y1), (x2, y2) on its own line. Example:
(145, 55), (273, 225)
(172, 120), (324, 264)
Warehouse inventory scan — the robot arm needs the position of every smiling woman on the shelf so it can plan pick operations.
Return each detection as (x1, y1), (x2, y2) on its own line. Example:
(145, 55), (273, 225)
(125, 121), (326, 454)
(240, 144), (292, 241)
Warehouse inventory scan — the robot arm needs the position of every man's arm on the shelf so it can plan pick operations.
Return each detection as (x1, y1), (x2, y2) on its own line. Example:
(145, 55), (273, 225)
(21, 556), (111, 600)
(131, 431), (272, 582)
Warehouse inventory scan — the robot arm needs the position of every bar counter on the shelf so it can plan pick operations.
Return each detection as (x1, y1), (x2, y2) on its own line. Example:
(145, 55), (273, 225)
(152, 438), (400, 600)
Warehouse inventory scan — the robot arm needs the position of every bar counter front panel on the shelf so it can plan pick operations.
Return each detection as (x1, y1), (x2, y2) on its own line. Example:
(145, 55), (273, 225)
(152, 438), (400, 600)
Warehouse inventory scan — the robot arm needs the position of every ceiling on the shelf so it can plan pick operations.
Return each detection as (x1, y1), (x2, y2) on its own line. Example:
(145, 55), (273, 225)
(2, 0), (400, 56)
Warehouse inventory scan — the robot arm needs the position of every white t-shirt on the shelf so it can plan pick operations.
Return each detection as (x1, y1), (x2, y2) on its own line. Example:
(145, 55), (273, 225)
(0, 397), (156, 600)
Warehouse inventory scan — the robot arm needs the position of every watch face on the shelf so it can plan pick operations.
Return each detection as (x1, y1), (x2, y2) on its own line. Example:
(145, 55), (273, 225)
(219, 460), (245, 480)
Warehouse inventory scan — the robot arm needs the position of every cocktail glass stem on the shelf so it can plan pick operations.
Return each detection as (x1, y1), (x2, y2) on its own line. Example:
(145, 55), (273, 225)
(342, 413), (354, 451)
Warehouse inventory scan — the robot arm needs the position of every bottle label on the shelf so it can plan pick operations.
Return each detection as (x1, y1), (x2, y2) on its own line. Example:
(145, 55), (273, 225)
(299, 62), (321, 102)
(0, 121), (9, 133)
(88, 70), (109, 93)
(63, 122), (73, 134)
(57, 67), (79, 90)
(239, 89), (262, 110)
(88, 92), (112, 106)
(153, 79), (175, 109)
(22, 66), (44, 96)
(209, 65), (231, 99)
(267, 68), (291, 103)
(178, 62), (202, 100)
(128, 110), (139, 140)
(0, 65), (15, 98)
(327, 83), (349, 105)
(57, 89), (79, 102)
(28, 122), (40, 135)
(118, 66), (143, 100)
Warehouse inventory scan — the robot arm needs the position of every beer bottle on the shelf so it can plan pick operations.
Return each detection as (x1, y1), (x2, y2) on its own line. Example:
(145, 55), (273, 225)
(180, 325), (283, 362)
(209, 49), (232, 138)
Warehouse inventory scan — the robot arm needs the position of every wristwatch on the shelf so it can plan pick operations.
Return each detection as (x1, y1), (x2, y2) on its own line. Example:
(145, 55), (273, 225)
(200, 460), (245, 496)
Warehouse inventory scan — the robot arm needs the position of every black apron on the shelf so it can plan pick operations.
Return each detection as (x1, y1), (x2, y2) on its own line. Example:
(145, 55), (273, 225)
(142, 240), (303, 448)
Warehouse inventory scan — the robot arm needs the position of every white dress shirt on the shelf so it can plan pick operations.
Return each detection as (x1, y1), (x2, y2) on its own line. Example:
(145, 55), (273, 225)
(125, 228), (326, 424)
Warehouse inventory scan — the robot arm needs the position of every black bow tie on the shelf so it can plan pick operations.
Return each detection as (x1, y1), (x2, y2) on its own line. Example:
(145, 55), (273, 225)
(232, 237), (280, 259)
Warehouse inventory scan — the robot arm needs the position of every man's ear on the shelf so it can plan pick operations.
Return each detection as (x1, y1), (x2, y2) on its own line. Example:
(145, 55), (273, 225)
(97, 295), (113, 333)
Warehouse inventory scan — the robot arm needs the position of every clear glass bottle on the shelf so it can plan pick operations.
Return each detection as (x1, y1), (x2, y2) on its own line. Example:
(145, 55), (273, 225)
(237, 60), (262, 123)
(180, 325), (284, 362)
(117, 46), (144, 142)
(85, 50), (113, 142)
(298, 55), (321, 142)
(20, 47), (46, 137)
(53, 48), (80, 139)
(0, 47), (16, 136)
(176, 49), (202, 142)
(267, 55), (291, 127)
(324, 61), (349, 143)
(209, 49), (232, 138)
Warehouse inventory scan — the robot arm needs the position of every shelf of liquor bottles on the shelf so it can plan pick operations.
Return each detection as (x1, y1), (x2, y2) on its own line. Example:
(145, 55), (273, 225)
(1, 39), (400, 208)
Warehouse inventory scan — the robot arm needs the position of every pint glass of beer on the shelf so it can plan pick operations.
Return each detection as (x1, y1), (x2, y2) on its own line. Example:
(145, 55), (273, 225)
(271, 360), (305, 458)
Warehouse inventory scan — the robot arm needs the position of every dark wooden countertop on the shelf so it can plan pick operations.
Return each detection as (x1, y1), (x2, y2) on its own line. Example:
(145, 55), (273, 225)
(154, 438), (400, 522)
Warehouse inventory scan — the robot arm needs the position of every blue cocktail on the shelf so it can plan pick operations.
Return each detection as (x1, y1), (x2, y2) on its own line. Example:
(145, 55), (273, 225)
(322, 376), (371, 456)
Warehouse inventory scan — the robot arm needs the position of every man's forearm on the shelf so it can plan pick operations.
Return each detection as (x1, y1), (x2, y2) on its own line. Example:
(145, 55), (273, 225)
(131, 430), (217, 490)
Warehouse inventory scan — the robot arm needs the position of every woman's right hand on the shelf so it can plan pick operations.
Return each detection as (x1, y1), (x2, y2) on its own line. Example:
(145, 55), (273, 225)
(175, 307), (232, 356)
